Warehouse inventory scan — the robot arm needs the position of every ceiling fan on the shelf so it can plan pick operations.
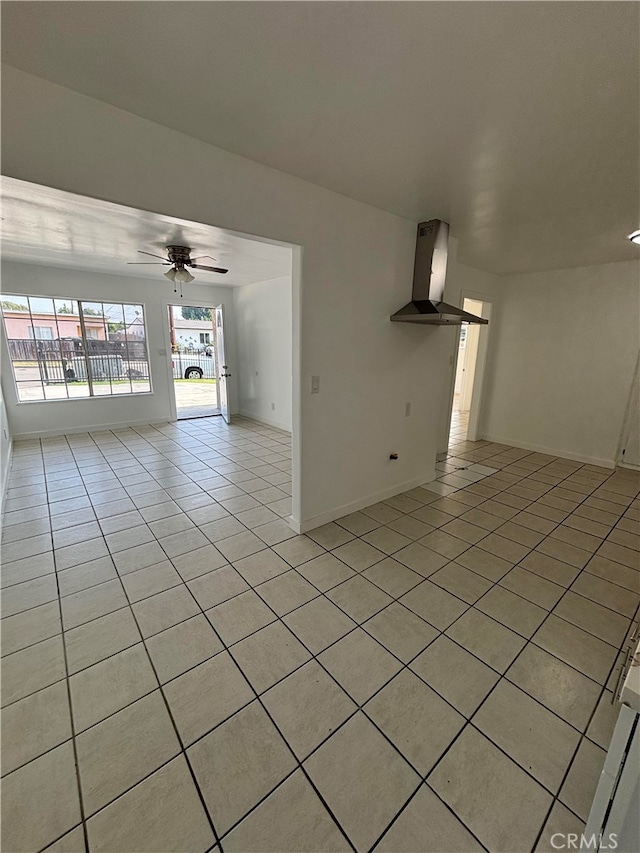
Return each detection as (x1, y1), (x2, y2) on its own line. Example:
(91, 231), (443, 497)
(128, 245), (228, 295)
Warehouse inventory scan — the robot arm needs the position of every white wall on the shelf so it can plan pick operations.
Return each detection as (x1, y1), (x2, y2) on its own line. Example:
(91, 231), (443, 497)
(432, 252), (640, 467)
(6, 68), (634, 521)
(0, 383), (12, 506)
(2, 67), (458, 529)
(480, 260), (640, 467)
(0, 261), (238, 438)
(233, 275), (292, 431)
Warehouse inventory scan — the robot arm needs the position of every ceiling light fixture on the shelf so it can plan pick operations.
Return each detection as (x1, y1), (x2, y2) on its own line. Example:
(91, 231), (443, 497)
(163, 264), (195, 296)
(129, 246), (228, 298)
(164, 266), (195, 283)
(175, 268), (195, 284)
(628, 230), (640, 245)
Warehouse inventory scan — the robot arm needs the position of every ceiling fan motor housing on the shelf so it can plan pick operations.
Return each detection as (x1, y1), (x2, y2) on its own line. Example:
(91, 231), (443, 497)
(167, 245), (193, 266)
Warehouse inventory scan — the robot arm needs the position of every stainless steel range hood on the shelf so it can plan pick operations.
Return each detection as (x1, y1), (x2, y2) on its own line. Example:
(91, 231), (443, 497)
(391, 219), (488, 325)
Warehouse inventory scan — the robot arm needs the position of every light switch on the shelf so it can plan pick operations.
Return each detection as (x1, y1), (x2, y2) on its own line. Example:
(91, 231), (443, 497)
(311, 375), (320, 394)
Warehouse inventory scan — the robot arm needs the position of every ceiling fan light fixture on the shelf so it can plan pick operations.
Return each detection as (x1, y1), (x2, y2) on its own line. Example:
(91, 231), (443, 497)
(628, 230), (640, 245)
(175, 267), (195, 284)
(131, 247), (226, 283)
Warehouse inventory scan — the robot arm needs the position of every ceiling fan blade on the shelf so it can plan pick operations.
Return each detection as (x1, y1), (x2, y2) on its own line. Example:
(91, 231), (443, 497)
(190, 264), (229, 274)
(127, 262), (171, 265)
(137, 250), (169, 260)
(190, 255), (218, 262)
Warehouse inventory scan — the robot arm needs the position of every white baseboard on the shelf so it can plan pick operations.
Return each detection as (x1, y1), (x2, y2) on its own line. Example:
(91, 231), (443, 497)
(237, 410), (291, 432)
(479, 433), (615, 470)
(11, 417), (167, 441)
(293, 469), (436, 534)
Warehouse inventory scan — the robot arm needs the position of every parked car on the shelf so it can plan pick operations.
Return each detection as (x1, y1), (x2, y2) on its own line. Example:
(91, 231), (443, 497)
(68, 354), (125, 381)
(171, 350), (216, 380)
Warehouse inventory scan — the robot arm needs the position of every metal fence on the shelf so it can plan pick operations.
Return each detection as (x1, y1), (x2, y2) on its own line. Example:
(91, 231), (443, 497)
(7, 339), (218, 383)
(8, 338), (74, 362)
(7, 338), (150, 384)
(8, 337), (148, 360)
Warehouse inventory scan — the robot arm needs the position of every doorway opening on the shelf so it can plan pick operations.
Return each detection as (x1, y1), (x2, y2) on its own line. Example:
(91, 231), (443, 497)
(1, 176), (300, 526)
(448, 297), (491, 447)
(168, 304), (221, 419)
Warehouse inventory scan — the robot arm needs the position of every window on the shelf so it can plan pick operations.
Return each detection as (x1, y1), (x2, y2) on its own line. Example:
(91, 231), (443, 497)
(29, 326), (55, 340)
(199, 332), (211, 344)
(1, 295), (152, 402)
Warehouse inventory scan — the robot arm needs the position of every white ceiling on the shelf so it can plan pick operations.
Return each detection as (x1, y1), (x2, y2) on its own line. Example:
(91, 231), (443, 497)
(1, 2), (638, 274)
(0, 177), (293, 286)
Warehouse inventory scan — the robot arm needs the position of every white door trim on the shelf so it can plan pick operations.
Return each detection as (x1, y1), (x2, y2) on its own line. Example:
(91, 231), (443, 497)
(214, 304), (231, 424)
(440, 291), (493, 449)
(163, 300), (224, 422)
(466, 297), (492, 442)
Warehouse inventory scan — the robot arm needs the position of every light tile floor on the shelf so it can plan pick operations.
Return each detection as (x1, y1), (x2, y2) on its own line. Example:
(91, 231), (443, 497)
(450, 405), (470, 442)
(2, 415), (639, 853)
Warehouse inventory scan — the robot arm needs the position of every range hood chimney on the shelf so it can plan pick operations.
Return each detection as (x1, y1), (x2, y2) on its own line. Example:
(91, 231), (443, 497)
(391, 219), (488, 325)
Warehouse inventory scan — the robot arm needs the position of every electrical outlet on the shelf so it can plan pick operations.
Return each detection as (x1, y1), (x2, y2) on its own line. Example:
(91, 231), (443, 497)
(158, 348), (167, 356)
(405, 402), (411, 417)
(311, 376), (320, 394)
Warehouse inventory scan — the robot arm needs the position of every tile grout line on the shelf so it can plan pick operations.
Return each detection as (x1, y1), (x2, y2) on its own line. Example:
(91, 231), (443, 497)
(4, 432), (636, 726)
(43, 436), (91, 853)
(5, 437), (637, 669)
(55, 427), (472, 850)
(88, 545), (225, 851)
(140, 515), (360, 853)
(3, 421), (638, 853)
(434, 434), (640, 848)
